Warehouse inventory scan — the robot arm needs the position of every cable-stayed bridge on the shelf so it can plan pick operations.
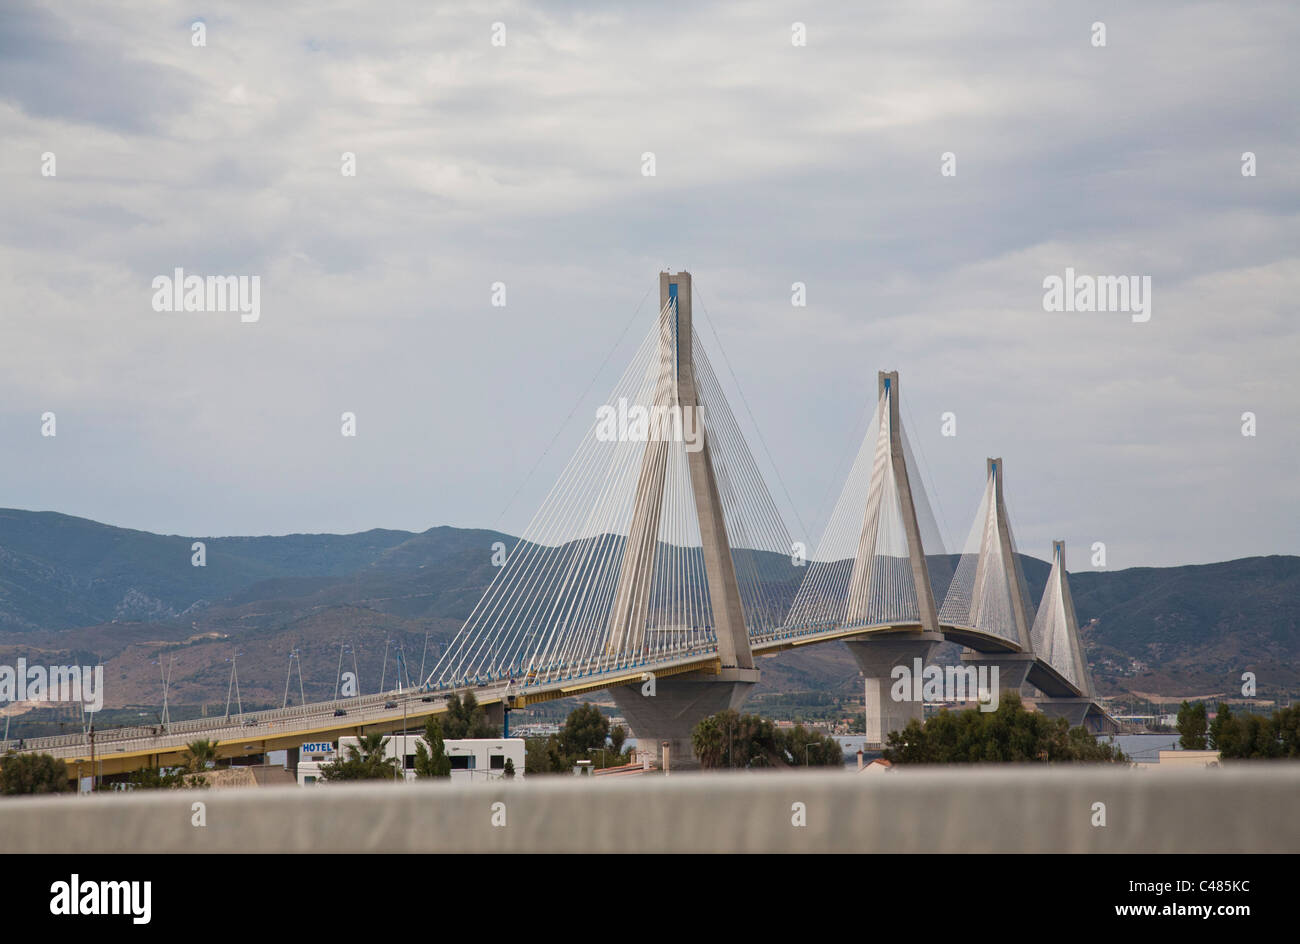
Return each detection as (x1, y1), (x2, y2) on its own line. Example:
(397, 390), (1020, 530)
(11, 270), (1112, 778)
(422, 269), (1112, 753)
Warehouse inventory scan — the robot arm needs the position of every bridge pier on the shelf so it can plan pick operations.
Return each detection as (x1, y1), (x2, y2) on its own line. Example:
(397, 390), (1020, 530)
(959, 651), (1036, 691)
(1037, 697), (1118, 735)
(611, 668), (760, 769)
(847, 633), (944, 749)
(483, 700), (505, 732)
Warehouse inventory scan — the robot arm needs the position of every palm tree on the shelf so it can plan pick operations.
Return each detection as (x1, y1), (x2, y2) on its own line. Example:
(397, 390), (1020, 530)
(320, 734), (401, 781)
(183, 738), (220, 774)
(355, 733), (397, 777)
(691, 716), (726, 768)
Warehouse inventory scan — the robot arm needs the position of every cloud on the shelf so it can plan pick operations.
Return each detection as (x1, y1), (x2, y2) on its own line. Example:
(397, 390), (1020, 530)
(0, 0), (1295, 568)
(0, 3), (196, 133)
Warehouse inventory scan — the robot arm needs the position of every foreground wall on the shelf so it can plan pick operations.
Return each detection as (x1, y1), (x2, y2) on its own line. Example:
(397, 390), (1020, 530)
(2, 765), (1297, 854)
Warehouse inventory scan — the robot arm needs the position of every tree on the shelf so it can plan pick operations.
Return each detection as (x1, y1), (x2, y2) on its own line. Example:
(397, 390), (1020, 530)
(442, 692), (500, 739)
(1277, 704), (1300, 757)
(691, 710), (785, 769)
(524, 704), (629, 774)
(609, 724), (627, 755)
(1211, 704), (1300, 759)
(1208, 703), (1233, 751)
(524, 735), (567, 774)
(121, 766), (189, 790)
(883, 692), (1127, 764)
(414, 717), (452, 778)
(183, 738), (220, 774)
(1177, 701), (1208, 750)
(320, 733), (400, 781)
(559, 703), (609, 757)
(0, 752), (70, 795)
(691, 715), (726, 768)
(503, 757), (516, 779)
(780, 725), (844, 767)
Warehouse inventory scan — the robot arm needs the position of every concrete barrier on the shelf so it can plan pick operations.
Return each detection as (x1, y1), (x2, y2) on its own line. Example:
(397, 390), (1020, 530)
(2, 764), (1298, 853)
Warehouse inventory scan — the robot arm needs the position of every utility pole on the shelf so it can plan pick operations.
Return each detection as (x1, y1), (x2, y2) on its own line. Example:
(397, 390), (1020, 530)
(159, 656), (175, 730)
(418, 631), (430, 686)
(334, 641), (346, 700)
(395, 646), (408, 693)
(225, 650), (243, 719)
(283, 648), (306, 708)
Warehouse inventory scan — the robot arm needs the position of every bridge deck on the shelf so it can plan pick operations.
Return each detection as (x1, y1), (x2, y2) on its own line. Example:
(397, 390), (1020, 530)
(9, 619), (1084, 779)
(1026, 658), (1089, 698)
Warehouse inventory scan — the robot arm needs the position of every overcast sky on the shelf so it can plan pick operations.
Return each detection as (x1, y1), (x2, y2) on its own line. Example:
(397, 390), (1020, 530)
(0, 0), (1296, 568)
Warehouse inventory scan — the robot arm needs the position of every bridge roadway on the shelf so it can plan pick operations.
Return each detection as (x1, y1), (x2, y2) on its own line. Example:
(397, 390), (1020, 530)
(4, 619), (1063, 780)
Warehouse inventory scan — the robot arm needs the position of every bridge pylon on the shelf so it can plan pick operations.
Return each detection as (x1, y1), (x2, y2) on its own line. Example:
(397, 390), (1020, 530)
(1028, 541), (1117, 734)
(609, 272), (759, 766)
(843, 372), (945, 746)
(944, 458), (1040, 690)
(606, 271), (753, 671)
(783, 370), (947, 746)
(425, 270), (797, 768)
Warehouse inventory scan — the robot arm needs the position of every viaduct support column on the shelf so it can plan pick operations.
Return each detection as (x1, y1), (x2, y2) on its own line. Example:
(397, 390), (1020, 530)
(848, 634), (944, 749)
(613, 670), (757, 768)
(845, 372), (944, 750)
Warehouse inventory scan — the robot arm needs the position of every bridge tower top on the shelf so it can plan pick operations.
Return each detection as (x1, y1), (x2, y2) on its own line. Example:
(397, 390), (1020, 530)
(937, 458), (1036, 651)
(877, 370), (940, 634)
(786, 369), (949, 634)
(426, 269), (796, 691)
(607, 270), (752, 668)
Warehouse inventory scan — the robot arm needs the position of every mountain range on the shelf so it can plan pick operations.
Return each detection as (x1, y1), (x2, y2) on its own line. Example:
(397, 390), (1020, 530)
(0, 508), (1295, 714)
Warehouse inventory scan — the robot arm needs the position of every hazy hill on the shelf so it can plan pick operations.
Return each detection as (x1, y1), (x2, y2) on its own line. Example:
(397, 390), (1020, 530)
(0, 509), (1295, 708)
(0, 509), (511, 632)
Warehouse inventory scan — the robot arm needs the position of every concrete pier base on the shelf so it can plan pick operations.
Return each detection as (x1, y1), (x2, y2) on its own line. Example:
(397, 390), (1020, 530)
(846, 633), (944, 749)
(612, 667), (760, 768)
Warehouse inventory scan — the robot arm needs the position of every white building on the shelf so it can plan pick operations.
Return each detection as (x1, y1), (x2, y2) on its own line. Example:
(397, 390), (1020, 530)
(296, 735), (525, 786)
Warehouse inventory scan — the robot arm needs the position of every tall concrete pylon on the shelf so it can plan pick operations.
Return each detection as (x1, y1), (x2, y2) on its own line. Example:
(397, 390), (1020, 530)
(1031, 541), (1116, 733)
(605, 271), (753, 670)
(843, 371), (942, 632)
(954, 458), (1039, 688)
(974, 459), (1034, 651)
(610, 272), (759, 765)
(843, 371), (944, 747)
(1041, 541), (1091, 696)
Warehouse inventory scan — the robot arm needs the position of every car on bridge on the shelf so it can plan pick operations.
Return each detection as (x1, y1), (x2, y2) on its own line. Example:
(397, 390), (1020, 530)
(384, 701), (398, 709)
(334, 709), (347, 717)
